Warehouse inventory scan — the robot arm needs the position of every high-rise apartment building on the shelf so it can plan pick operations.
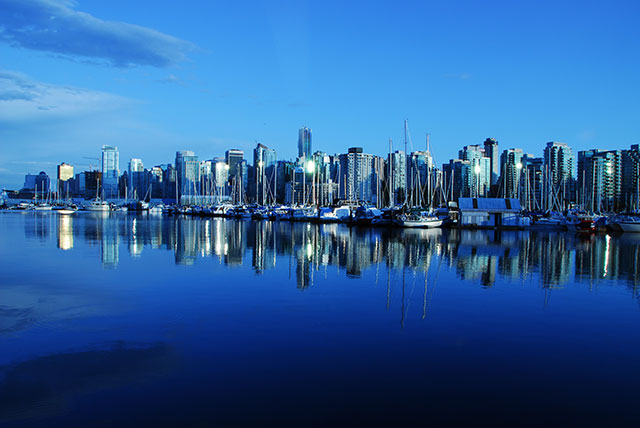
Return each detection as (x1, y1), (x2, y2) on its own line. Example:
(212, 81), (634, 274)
(225, 149), (244, 179)
(298, 127), (312, 159)
(339, 147), (376, 203)
(175, 150), (200, 203)
(483, 138), (500, 187)
(577, 149), (622, 212)
(253, 143), (277, 204)
(621, 144), (640, 211)
(459, 145), (490, 197)
(128, 158), (145, 199)
(57, 162), (74, 197)
(388, 150), (407, 205)
(499, 148), (524, 199)
(101, 145), (119, 198)
(543, 142), (575, 208)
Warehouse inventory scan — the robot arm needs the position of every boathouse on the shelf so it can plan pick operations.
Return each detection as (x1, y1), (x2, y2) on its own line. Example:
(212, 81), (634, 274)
(457, 198), (530, 229)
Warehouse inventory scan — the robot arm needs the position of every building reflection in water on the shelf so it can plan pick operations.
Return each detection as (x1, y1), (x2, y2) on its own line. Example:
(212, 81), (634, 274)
(57, 215), (73, 250)
(42, 214), (640, 294)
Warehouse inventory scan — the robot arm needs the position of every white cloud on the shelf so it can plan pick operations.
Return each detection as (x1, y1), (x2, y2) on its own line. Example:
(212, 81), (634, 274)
(0, 70), (132, 122)
(0, 0), (194, 67)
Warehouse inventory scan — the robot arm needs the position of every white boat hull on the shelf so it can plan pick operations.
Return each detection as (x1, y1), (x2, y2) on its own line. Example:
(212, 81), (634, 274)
(393, 218), (443, 228)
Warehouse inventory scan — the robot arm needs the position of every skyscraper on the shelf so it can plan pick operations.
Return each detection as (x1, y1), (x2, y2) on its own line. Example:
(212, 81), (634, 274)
(101, 145), (119, 198)
(543, 142), (575, 208)
(57, 162), (74, 197)
(388, 150), (407, 205)
(253, 143), (277, 204)
(499, 148), (524, 199)
(577, 149), (622, 212)
(175, 150), (200, 203)
(483, 138), (500, 187)
(339, 147), (376, 203)
(298, 127), (312, 159)
(128, 158), (145, 199)
(622, 144), (640, 210)
(225, 149), (244, 179)
(459, 145), (490, 197)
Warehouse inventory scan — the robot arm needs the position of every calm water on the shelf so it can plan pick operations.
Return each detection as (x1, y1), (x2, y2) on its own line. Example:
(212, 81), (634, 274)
(1, 212), (640, 426)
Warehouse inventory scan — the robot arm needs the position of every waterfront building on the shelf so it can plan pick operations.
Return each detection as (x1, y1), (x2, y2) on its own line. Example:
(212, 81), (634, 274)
(483, 138), (500, 188)
(499, 148), (524, 200)
(211, 158), (229, 202)
(621, 144), (640, 210)
(23, 173), (37, 190)
(175, 150), (200, 204)
(522, 155), (543, 211)
(298, 127), (312, 159)
(459, 145), (491, 198)
(101, 145), (119, 198)
(407, 151), (434, 206)
(150, 166), (164, 199)
(162, 164), (177, 202)
(577, 149), (622, 212)
(339, 147), (376, 203)
(57, 162), (74, 198)
(253, 143), (277, 205)
(543, 141), (575, 209)
(442, 159), (470, 201)
(388, 150), (407, 205)
(24, 171), (51, 194)
(225, 149), (244, 180)
(128, 158), (146, 199)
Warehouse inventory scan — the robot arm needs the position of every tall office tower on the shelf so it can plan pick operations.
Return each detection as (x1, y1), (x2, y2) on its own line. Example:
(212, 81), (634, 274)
(442, 159), (470, 201)
(522, 155), (543, 211)
(459, 145), (491, 197)
(210, 158), (229, 202)
(253, 143), (277, 204)
(388, 150), (407, 205)
(101, 145), (119, 198)
(225, 149), (244, 179)
(57, 162), (74, 196)
(339, 147), (375, 203)
(483, 138), (500, 186)
(298, 127), (312, 159)
(543, 142), (575, 208)
(128, 158), (145, 198)
(309, 151), (338, 206)
(577, 149), (622, 212)
(499, 148), (524, 199)
(175, 150), (200, 203)
(622, 145), (640, 211)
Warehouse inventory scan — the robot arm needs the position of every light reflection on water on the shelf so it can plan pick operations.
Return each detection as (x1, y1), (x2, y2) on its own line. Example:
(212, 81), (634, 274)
(22, 211), (640, 291)
(2, 212), (640, 426)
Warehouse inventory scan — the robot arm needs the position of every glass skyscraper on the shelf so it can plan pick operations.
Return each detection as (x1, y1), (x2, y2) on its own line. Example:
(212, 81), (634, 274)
(101, 145), (119, 198)
(298, 127), (312, 159)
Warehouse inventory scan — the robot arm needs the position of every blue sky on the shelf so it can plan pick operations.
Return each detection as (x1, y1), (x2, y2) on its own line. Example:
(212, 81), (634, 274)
(1, 0), (639, 188)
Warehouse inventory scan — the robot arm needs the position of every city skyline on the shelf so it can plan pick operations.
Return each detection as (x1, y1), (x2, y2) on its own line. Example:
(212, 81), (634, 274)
(1, 1), (640, 189)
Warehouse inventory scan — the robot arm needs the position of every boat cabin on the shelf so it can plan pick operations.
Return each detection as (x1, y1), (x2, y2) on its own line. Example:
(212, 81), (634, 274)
(457, 198), (530, 229)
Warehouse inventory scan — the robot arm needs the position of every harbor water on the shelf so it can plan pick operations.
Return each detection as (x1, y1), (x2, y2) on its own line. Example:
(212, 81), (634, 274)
(1, 211), (640, 426)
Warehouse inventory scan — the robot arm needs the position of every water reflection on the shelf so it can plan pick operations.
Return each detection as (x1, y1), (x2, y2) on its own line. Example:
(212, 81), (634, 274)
(38, 213), (640, 292)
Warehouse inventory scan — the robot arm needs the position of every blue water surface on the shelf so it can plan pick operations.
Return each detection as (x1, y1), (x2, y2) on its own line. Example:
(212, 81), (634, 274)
(0, 212), (639, 426)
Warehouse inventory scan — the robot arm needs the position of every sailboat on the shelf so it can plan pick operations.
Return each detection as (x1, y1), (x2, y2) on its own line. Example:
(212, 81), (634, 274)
(392, 121), (443, 229)
(85, 179), (111, 211)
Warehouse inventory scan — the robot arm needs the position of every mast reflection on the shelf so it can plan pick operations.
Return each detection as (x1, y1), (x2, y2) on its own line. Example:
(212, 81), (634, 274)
(38, 214), (640, 292)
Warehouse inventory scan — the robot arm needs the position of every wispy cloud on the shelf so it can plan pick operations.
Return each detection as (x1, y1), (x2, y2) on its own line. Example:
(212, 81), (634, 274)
(0, 69), (132, 122)
(0, 0), (194, 67)
(443, 73), (472, 80)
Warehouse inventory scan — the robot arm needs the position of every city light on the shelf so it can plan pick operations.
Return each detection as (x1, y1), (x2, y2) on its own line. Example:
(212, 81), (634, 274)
(474, 164), (481, 174)
(305, 159), (315, 174)
(516, 162), (523, 170)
